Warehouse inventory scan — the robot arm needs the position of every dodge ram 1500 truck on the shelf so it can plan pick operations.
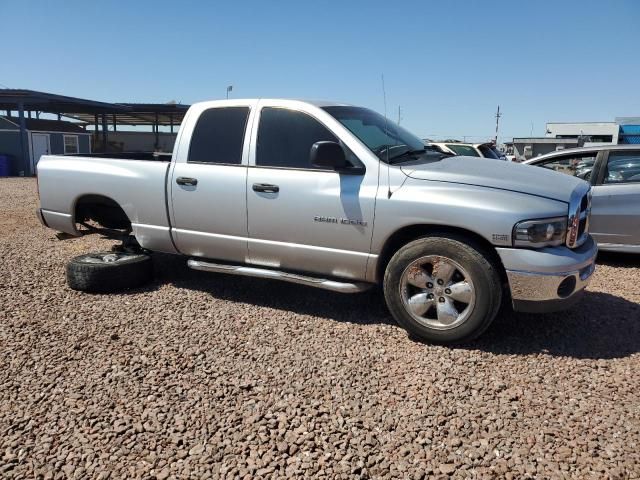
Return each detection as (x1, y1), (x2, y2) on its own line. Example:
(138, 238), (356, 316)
(36, 99), (597, 344)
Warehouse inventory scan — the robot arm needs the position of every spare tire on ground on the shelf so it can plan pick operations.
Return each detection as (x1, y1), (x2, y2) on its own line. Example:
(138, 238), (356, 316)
(66, 252), (153, 293)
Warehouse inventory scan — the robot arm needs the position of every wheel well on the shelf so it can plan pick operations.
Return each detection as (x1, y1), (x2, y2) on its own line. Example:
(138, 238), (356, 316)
(74, 195), (131, 231)
(376, 224), (507, 284)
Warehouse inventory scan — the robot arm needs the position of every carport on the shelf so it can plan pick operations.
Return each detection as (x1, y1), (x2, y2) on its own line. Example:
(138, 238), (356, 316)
(0, 89), (189, 176)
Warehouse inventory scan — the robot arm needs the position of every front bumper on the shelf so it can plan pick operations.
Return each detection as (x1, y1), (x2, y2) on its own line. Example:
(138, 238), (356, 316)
(496, 236), (597, 313)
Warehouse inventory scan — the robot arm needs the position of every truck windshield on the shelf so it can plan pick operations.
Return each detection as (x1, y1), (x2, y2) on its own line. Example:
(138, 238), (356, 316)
(322, 106), (426, 162)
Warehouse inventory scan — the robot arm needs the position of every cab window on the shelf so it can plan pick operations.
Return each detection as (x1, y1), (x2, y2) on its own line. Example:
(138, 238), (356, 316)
(188, 107), (250, 165)
(257, 107), (338, 169)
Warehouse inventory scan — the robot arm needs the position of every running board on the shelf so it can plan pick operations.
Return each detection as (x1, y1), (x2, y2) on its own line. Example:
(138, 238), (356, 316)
(187, 259), (371, 293)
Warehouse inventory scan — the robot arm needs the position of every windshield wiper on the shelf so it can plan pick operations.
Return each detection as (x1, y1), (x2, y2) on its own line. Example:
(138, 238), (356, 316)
(388, 148), (428, 164)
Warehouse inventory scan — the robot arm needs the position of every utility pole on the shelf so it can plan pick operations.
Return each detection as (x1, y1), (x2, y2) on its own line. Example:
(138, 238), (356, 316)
(494, 105), (501, 145)
(397, 106), (402, 125)
(226, 85), (233, 99)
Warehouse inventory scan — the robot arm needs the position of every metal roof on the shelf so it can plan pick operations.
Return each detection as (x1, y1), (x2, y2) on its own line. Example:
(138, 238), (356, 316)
(0, 116), (89, 133)
(64, 103), (189, 126)
(0, 89), (123, 113)
(0, 89), (190, 126)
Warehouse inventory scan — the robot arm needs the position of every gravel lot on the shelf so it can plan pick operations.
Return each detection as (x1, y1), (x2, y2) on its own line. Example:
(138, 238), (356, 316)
(1, 177), (639, 479)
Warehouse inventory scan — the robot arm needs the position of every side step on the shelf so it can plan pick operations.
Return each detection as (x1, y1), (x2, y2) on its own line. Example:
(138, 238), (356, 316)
(187, 259), (372, 294)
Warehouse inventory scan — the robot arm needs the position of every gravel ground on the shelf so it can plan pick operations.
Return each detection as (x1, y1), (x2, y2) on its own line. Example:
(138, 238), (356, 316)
(1, 177), (639, 479)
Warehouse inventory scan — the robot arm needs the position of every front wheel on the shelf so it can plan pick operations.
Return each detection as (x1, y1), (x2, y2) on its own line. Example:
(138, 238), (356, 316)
(383, 235), (502, 344)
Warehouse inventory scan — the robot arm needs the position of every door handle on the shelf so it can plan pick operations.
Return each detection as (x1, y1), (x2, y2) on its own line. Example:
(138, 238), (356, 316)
(252, 183), (279, 193)
(176, 177), (198, 186)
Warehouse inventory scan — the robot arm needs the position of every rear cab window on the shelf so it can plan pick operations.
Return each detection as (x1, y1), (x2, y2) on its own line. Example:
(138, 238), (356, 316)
(188, 107), (250, 165)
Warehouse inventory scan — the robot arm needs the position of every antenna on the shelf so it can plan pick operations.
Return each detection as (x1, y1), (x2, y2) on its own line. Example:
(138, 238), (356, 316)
(381, 74), (392, 199)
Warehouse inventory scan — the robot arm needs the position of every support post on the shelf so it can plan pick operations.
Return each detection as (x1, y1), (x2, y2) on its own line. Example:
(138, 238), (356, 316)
(101, 114), (108, 152)
(57, 113), (61, 121)
(94, 114), (98, 149)
(18, 102), (30, 176)
(154, 113), (159, 149)
(170, 114), (174, 134)
(112, 114), (117, 132)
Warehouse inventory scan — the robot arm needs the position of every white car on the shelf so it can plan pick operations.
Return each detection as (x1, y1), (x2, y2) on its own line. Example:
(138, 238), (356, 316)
(429, 142), (506, 160)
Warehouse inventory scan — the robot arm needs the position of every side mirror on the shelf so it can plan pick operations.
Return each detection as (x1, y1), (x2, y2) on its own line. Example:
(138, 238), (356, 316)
(310, 141), (347, 170)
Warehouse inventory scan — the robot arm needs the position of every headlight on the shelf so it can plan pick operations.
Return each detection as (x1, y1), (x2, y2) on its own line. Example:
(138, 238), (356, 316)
(513, 217), (567, 248)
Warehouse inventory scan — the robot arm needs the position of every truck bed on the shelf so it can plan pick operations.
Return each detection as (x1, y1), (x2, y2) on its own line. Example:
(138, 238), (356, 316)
(37, 154), (176, 253)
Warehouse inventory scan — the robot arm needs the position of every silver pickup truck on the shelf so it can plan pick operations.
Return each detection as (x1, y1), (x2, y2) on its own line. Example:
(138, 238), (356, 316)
(36, 99), (597, 344)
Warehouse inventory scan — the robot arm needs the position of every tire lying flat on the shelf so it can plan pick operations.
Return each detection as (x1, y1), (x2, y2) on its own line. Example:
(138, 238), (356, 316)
(66, 252), (153, 293)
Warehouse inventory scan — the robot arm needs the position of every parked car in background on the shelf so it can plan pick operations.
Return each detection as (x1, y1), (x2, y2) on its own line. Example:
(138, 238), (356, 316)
(525, 145), (640, 253)
(429, 142), (506, 160)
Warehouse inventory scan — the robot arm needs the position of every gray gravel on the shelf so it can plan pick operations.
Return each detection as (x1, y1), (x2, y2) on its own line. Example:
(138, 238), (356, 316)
(1, 177), (639, 479)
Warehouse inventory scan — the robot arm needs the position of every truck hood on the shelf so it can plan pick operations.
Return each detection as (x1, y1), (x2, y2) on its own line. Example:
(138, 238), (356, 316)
(400, 156), (586, 203)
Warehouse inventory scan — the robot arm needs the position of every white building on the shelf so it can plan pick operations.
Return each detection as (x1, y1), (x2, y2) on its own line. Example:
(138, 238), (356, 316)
(545, 122), (619, 146)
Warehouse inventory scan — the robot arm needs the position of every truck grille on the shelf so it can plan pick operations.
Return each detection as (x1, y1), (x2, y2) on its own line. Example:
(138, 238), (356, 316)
(566, 186), (591, 249)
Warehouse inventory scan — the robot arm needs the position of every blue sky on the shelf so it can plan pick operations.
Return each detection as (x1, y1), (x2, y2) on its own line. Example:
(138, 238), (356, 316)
(2, 0), (639, 141)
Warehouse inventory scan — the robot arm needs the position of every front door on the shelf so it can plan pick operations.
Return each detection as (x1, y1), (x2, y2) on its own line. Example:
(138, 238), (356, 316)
(31, 133), (50, 171)
(591, 149), (640, 247)
(246, 105), (376, 280)
(169, 105), (252, 262)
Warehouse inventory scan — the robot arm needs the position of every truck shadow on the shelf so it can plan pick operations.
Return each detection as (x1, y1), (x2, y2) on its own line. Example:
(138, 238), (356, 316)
(597, 251), (640, 268)
(147, 254), (640, 360)
(463, 291), (640, 360)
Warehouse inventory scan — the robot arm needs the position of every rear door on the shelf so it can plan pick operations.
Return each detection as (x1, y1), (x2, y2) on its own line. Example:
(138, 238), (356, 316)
(169, 103), (254, 262)
(590, 149), (640, 247)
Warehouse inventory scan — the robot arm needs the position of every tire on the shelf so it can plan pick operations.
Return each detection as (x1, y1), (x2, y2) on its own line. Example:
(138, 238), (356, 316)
(66, 252), (153, 293)
(383, 235), (502, 344)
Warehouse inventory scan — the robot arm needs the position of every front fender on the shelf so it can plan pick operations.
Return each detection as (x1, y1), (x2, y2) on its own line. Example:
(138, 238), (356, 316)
(371, 178), (568, 253)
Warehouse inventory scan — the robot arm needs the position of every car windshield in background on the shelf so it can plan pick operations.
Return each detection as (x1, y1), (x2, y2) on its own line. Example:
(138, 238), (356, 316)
(446, 144), (480, 157)
(322, 106), (425, 162)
